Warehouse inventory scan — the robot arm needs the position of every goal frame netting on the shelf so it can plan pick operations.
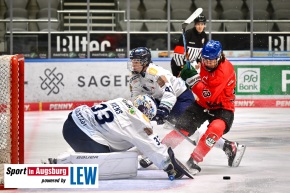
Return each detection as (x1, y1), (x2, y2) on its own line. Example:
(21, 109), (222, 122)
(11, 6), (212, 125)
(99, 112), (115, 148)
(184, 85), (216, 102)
(0, 55), (24, 190)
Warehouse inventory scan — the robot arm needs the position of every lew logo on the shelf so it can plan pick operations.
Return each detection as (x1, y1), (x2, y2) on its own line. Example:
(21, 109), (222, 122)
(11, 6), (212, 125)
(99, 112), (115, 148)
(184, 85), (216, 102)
(237, 68), (260, 93)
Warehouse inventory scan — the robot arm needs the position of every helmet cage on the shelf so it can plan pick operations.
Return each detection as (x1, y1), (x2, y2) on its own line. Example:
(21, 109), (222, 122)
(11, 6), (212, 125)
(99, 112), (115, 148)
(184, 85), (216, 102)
(128, 47), (151, 74)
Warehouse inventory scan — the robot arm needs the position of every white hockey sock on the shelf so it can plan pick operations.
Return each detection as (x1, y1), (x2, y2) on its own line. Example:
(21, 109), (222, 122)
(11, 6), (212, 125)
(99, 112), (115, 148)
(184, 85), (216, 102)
(214, 137), (225, 150)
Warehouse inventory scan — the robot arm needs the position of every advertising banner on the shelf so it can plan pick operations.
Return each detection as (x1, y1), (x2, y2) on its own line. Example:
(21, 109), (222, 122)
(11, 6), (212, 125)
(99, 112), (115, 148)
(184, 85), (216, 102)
(233, 61), (290, 95)
(4, 164), (99, 188)
(4, 33), (290, 59)
(25, 60), (132, 102)
(24, 58), (290, 110)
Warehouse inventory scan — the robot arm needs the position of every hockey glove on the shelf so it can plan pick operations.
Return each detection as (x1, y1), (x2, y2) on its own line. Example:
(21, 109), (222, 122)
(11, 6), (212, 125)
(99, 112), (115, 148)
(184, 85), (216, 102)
(173, 53), (185, 66)
(153, 105), (170, 125)
(180, 66), (200, 88)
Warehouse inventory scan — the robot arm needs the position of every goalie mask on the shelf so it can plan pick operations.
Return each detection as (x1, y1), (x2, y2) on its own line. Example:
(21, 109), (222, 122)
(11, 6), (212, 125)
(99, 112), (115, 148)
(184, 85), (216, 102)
(127, 47), (152, 74)
(133, 95), (157, 120)
(201, 40), (222, 72)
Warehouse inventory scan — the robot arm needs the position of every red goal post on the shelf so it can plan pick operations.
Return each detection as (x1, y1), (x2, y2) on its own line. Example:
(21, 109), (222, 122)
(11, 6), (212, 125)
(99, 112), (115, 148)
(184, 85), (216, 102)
(0, 55), (24, 190)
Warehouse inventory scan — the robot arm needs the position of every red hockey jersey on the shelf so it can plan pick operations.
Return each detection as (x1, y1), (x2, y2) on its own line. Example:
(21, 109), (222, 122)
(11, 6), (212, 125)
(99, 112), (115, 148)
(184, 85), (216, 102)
(192, 59), (236, 112)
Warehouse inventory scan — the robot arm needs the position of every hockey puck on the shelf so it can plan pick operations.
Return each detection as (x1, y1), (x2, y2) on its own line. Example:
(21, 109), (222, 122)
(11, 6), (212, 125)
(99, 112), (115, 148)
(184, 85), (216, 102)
(223, 176), (231, 180)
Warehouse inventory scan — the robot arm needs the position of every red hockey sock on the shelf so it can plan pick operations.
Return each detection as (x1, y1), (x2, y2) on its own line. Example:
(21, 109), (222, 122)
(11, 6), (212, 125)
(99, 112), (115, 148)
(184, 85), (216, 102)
(191, 119), (226, 162)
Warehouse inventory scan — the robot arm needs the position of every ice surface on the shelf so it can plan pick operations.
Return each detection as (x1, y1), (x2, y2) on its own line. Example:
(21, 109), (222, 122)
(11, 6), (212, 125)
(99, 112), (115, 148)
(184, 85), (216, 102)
(2, 108), (290, 193)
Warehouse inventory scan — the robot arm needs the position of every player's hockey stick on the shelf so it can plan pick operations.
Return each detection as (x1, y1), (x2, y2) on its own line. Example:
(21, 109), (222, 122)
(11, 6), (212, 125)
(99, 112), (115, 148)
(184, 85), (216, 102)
(163, 121), (196, 147)
(181, 8), (203, 69)
(140, 121), (196, 169)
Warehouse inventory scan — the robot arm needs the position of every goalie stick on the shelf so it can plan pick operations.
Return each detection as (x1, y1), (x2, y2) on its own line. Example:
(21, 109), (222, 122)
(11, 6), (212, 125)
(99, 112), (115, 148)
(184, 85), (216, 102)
(181, 8), (203, 69)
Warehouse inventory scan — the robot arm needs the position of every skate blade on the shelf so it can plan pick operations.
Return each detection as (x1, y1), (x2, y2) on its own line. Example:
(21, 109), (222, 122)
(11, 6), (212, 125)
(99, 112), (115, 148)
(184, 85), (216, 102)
(187, 168), (200, 175)
(232, 144), (246, 167)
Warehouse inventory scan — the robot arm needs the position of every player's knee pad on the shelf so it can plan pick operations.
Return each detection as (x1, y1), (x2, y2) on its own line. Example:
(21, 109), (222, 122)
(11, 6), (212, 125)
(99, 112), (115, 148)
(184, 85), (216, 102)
(56, 151), (138, 180)
(206, 119), (226, 138)
(209, 109), (234, 134)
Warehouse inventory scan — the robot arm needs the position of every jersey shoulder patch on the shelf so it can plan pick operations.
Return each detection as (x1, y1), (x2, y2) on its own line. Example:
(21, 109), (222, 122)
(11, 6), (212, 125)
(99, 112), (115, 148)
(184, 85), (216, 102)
(148, 67), (158, 76)
(142, 114), (150, 122)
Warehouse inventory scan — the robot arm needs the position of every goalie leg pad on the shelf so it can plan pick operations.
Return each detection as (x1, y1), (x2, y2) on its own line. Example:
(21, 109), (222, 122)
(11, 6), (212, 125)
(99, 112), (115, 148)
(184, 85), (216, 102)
(56, 151), (138, 180)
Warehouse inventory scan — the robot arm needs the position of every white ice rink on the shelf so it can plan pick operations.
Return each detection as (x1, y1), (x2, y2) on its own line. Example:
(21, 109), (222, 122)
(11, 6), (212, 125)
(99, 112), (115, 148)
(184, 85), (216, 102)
(2, 108), (290, 193)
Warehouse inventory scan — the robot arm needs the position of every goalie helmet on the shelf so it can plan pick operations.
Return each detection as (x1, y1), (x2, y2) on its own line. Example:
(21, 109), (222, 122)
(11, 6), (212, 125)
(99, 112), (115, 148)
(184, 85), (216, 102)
(133, 95), (157, 120)
(194, 14), (206, 24)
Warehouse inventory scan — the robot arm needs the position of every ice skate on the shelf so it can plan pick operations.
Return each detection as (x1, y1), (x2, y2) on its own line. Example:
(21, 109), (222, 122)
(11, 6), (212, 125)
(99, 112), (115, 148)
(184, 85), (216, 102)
(223, 141), (246, 167)
(186, 157), (201, 175)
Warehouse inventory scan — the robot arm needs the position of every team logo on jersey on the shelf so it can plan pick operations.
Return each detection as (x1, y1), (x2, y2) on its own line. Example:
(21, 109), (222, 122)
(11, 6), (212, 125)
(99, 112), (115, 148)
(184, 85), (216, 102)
(148, 67), (158, 75)
(205, 133), (218, 147)
(202, 89), (211, 98)
(202, 38), (205, 44)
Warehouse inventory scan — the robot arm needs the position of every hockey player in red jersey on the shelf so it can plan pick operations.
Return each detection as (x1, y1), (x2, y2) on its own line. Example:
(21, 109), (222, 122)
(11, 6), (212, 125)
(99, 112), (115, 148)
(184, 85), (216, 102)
(171, 14), (208, 76)
(178, 40), (246, 174)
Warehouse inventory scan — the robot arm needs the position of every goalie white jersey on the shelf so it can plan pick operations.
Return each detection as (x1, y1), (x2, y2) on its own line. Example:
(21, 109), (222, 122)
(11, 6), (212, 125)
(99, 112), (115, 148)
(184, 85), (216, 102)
(71, 98), (169, 169)
(130, 63), (187, 110)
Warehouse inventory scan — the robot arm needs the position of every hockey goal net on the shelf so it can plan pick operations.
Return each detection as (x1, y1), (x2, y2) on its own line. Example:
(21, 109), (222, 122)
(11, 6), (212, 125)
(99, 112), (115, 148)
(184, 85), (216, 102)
(0, 55), (24, 189)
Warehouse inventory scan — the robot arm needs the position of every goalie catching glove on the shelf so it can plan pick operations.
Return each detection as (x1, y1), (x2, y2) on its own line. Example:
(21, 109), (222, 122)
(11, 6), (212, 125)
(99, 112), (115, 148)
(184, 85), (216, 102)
(180, 65), (200, 88)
